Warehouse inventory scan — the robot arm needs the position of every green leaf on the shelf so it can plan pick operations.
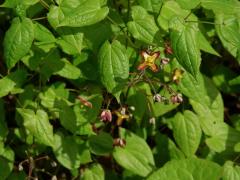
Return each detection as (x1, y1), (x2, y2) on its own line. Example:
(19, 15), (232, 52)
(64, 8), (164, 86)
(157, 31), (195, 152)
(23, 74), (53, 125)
(3, 17), (34, 69)
(39, 50), (81, 80)
(47, 0), (109, 28)
(157, 1), (197, 31)
(98, 40), (129, 101)
(17, 108), (55, 147)
(0, 0), (38, 8)
(178, 72), (224, 136)
(223, 161), (240, 180)
(154, 133), (185, 166)
(54, 58), (81, 79)
(229, 75), (240, 86)
(57, 100), (78, 133)
(201, 0), (240, 15)
(147, 158), (222, 180)
(176, 0), (200, 10)
(0, 99), (8, 141)
(113, 128), (155, 177)
(197, 31), (220, 56)
(82, 163), (104, 180)
(34, 22), (56, 43)
(127, 83), (150, 124)
(170, 18), (201, 77)
(127, 6), (160, 44)
(39, 83), (69, 110)
(89, 132), (113, 155)
(137, 0), (163, 13)
(56, 27), (84, 55)
(172, 111), (202, 157)
(53, 133), (90, 170)
(0, 146), (14, 180)
(206, 122), (240, 153)
(215, 13), (240, 63)
(211, 65), (240, 93)
(0, 69), (27, 98)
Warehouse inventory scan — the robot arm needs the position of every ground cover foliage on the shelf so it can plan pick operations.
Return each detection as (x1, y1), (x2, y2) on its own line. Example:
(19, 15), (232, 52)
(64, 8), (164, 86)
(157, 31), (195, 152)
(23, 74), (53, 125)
(0, 0), (240, 179)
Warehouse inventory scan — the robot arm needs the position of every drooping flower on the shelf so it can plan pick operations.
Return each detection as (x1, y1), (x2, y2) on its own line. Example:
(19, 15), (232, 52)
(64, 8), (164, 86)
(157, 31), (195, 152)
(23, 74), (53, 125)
(149, 117), (156, 125)
(171, 93), (183, 104)
(113, 107), (130, 126)
(172, 68), (184, 83)
(138, 50), (160, 72)
(153, 94), (162, 102)
(113, 138), (126, 147)
(161, 57), (170, 65)
(77, 96), (92, 108)
(164, 42), (173, 55)
(100, 109), (112, 123)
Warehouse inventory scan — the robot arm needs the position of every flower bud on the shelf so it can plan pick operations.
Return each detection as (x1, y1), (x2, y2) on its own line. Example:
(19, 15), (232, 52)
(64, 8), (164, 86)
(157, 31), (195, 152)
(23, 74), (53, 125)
(113, 138), (126, 147)
(164, 43), (173, 55)
(129, 106), (135, 111)
(100, 109), (112, 123)
(149, 117), (156, 125)
(171, 93), (183, 104)
(153, 94), (162, 102)
(161, 58), (170, 65)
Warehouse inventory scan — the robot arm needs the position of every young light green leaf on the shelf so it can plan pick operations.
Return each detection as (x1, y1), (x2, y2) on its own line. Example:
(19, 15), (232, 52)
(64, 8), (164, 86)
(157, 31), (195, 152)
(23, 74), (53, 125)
(53, 133), (90, 170)
(89, 132), (113, 155)
(34, 22), (56, 43)
(81, 163), (104, 180)
(47, 0), (109, 28)
(176, 0), (200, 10)
(215, 13), (240, 64)
(201, 0), (240, 15)
(197, 31), (220, 56)
(17, 108), (55, 147)
(0, 69), (27, 98)
(206, 122), (240, 152)
(137, 0), (163, 13)
(0, 146), (14, 180)
(147, 158), (222, 180)
(3, 17), (34, 69)
(56, 27), (84, 55)
(222, 161), (240, 180)
(113, 128), (155, 177)
(172, 111), (202, 157)
(127, 6), (160, 44)
(98, 40), (129, 101)
(229, 76), (240, 86)
(157, 1), (197, 31)
(178, 72), (224, 135)
(170, 18), (201, 77)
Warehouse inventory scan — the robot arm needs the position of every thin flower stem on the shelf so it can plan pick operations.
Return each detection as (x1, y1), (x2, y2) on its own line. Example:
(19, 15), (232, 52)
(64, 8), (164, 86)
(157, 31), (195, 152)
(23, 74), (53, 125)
(40, 0), (50, 10)
(32, 17), (47, 21)
(185, 20), (221, 25)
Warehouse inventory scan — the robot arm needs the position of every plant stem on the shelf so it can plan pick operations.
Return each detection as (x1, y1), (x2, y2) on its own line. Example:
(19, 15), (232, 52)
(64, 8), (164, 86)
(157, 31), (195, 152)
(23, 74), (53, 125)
(39, 0), (50, 10)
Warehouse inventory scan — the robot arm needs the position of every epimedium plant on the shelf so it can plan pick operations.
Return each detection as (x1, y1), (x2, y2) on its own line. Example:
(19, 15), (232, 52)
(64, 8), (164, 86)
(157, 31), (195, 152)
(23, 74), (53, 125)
(0, 0), (240, 179)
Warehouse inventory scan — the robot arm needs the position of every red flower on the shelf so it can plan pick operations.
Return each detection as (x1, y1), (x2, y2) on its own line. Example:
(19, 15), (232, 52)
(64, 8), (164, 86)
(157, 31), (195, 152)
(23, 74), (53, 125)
(100, 109), (112, 123)
(138, 51), (160, 72)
